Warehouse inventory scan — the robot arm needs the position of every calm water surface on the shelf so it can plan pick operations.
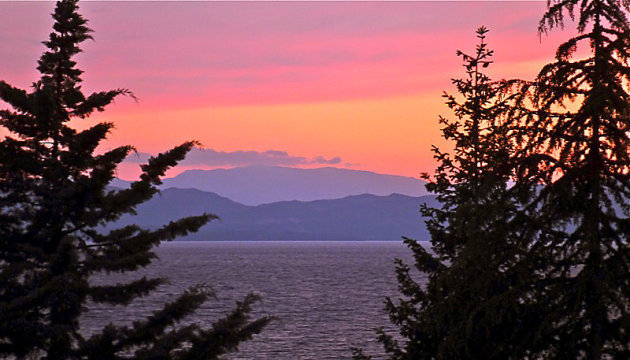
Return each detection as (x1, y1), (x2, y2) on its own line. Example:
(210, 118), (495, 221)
(83, 241), (420, 359)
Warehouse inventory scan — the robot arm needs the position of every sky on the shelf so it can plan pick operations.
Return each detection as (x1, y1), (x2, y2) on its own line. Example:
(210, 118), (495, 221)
(0, 1), (576, 180)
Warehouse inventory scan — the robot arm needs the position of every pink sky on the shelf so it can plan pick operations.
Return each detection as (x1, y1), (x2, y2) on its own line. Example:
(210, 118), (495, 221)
(0, 1), (575, 179)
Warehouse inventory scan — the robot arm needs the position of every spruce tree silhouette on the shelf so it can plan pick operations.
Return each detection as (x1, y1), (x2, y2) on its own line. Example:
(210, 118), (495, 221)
(354, 27), (537, 360)
(510, 0), (630, 357)
(0, 1), (270, 358)
(360, 0), (630, 358)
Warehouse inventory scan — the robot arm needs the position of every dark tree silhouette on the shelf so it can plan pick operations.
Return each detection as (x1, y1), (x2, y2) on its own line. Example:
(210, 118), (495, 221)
(0, 1), (270, 358)
(354, 27), (538, 360)
(361, 0), (630, 358)
(509, 0), (630, 357)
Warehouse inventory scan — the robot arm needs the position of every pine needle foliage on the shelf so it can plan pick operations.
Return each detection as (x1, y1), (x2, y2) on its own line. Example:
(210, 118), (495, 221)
(361, 0), (630, 358)
(510, 0), (630, 357)
(354, 27), (538, 360)
(0, 1), (270, 358)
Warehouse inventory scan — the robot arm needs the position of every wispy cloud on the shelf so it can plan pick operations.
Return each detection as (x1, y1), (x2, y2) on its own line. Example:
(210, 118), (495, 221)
(124, 148), (342, 167)
(1, 1), (557, 107)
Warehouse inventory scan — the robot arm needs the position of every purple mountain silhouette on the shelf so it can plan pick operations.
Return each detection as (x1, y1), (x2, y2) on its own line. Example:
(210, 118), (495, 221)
(111, 165), (428, 205)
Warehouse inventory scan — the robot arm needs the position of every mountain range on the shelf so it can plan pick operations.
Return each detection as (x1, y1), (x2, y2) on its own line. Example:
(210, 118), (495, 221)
(112, 187), (437, 241)
(111, 165), (428, 205)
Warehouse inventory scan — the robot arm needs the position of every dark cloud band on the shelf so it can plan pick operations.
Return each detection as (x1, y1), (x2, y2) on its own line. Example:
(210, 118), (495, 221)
(124, 148), (342, 167)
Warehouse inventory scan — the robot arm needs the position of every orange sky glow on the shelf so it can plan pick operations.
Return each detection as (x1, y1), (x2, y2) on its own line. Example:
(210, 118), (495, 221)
(1, 1), (577, 180)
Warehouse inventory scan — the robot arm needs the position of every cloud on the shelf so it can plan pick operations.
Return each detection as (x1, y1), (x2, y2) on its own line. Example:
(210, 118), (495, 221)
(311, 155), (341, 165)
(1, 1), (556, 108)
(124, 148), (343, 167)
(124, 151), (153, 164)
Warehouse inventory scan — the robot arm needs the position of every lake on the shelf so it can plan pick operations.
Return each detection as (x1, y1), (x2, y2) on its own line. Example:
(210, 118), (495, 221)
(83, 241), (421, 359)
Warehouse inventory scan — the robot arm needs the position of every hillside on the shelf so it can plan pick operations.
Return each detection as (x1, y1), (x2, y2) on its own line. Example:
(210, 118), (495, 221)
(112, 187), (437, 241)
(111, 165), (428, 205)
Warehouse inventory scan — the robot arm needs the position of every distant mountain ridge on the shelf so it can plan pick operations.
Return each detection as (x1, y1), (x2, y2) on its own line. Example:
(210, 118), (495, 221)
(111, 187), (437, 241)
(111, 166), (428, 205)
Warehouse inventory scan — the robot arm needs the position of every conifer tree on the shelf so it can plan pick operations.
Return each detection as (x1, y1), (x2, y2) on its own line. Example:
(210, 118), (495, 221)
(362, 0), (630, 358)
(0, 1), (270, 358)
(509, 0), (630, 357)
(354, 27), (538, 360)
